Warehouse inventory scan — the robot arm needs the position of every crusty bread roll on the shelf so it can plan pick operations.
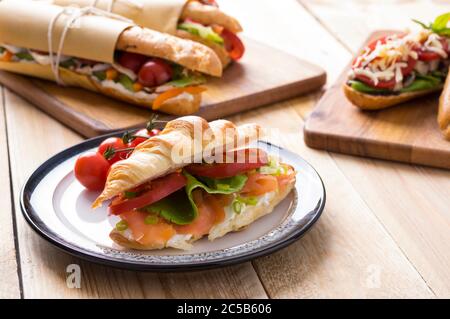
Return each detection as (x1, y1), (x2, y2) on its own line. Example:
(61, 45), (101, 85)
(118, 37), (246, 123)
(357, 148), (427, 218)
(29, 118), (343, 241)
(181, 1), (243, 34)
(176, 29), (231, 68)
(93, 116), (263, 208)
(117, 26), (222, 77)
(109, 173), (295, 250)
(438, 73), (450, 140)
(343, 84), (442, 110)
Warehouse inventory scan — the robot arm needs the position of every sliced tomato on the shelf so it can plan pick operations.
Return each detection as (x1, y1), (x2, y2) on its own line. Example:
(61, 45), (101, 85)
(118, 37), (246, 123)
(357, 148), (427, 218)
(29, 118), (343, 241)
(109, 172), (187, 215)
(221, 28), (245, 60)
(240, 173), (278, 197)
(185, 148), (269, 179)
(417, 51), (441, 61)
(355, 75), (396, 89)
(120, 211), (175, 246)
(152, 86), (206, 110)
(175, 190), (224, 237)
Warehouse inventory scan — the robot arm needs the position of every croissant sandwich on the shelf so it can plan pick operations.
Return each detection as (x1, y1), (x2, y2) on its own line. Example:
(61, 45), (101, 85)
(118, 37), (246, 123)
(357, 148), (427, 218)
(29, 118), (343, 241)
(50, 0), (245, 67)
(87, 116), (296, 250)
(438, 72), (450, 140)
(0, 1), (222, 115)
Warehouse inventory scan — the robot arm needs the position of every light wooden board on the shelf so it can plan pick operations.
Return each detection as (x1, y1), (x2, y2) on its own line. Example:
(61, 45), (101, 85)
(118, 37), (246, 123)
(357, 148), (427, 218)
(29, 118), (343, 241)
(304, 30), (450, 170)
(0, 38), (325, 138)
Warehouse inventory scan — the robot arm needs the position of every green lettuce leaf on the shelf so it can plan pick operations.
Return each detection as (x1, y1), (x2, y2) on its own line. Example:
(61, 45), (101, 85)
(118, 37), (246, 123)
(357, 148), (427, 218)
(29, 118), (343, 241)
(144, 172), (247, 225)
(400, 74), (442, 93)
(178, 22), (224, 44)
(166, 75), (206, 88)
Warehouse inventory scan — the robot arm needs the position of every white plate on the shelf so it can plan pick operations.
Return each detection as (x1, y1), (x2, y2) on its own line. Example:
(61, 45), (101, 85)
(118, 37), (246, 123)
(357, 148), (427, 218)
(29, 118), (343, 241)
(21, 137), (325, 271)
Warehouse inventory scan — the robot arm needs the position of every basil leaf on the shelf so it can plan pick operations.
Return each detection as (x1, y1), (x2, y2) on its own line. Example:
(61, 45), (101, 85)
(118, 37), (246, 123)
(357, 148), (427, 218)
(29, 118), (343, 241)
(348, 80), (390, 94)
(166, 75), (206, 88)
(432, 12), (450, 32)
(413, 13), (450, 36)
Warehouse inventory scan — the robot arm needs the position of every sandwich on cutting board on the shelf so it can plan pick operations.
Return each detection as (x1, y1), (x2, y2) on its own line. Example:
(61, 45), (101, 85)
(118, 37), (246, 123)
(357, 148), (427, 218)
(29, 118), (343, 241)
(343, 12), (450, 140)
(49, 0), (244, 67)
(90, 116), (296, 250)
(0, 1), (222, 115)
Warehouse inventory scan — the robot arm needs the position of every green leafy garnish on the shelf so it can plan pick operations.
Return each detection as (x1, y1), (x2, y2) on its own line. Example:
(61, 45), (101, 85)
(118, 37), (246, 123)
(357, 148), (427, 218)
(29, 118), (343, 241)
(115, 220), (128, 231)
(93, 71), (106, 81)
(15, 52), (34, 61)
(413, 12), (450, 36)
(166, 75), (206, 88)
(178, 22), (224, 44)
(0, 47), (5, 54)
(118, 74), (134, 91)
(144, 172), (248, 225)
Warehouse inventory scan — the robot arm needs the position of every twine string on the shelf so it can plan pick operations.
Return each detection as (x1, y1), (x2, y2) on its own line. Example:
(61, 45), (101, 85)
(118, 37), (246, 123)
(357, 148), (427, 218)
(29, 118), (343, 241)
(47, 6), (133, 85)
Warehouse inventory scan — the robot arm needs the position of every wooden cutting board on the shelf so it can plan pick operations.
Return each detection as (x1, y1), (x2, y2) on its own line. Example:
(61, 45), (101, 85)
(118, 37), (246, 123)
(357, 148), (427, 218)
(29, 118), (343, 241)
(0, 37), (325, 138)
(304, 31), (450, 170)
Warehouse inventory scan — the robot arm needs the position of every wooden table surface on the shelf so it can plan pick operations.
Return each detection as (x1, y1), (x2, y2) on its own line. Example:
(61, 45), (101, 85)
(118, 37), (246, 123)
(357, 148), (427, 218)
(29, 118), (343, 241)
(1, 0), (449, 298)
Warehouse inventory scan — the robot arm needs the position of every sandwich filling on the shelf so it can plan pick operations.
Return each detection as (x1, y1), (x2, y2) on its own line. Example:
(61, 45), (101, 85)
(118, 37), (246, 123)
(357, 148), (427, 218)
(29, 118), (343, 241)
(109, 148), (295, 249)
(0, 45), (206, 108)
(178, 0), (244, 60)
(348, 14), (450, 95)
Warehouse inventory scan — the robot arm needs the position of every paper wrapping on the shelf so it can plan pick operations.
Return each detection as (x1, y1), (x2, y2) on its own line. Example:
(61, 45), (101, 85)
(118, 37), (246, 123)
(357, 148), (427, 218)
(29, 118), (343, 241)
(0, 1), (133, 63)
(52, 0), (187, 34)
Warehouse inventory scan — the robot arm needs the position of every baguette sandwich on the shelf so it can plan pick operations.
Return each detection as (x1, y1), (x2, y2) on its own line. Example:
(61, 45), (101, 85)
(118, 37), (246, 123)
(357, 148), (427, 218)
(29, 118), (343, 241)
(51, 0), (245, 67)
(0, 1), (222, 115)
(344, 16), (450, 110)
(88, 116), (295, 250)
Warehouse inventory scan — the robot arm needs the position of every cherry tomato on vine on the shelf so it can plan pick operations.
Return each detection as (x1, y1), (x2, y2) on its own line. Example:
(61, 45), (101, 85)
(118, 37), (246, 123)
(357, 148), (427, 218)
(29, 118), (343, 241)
(74, 152), (110, 191)
(98, 137), (130, 164)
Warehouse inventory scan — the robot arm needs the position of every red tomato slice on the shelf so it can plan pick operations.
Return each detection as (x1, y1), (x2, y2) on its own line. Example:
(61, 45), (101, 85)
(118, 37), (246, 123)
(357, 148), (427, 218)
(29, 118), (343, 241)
(418, 51), (441, 61)
(185, 148), (269, 179)
(354, 75), (396, 89)
(109, 172), (187, 215)
(220, 28), (245, 60)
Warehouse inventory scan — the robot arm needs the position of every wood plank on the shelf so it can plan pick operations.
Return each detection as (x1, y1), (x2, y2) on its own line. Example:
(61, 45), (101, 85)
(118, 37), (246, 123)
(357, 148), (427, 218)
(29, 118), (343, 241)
(230, 104), (434, 298)
(0, 86), (21, 298)
(304, 31), (450, 170)
(4, 89), (267, 298)
(303, 0), (450, 297)
(0, 38), (326, 137)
